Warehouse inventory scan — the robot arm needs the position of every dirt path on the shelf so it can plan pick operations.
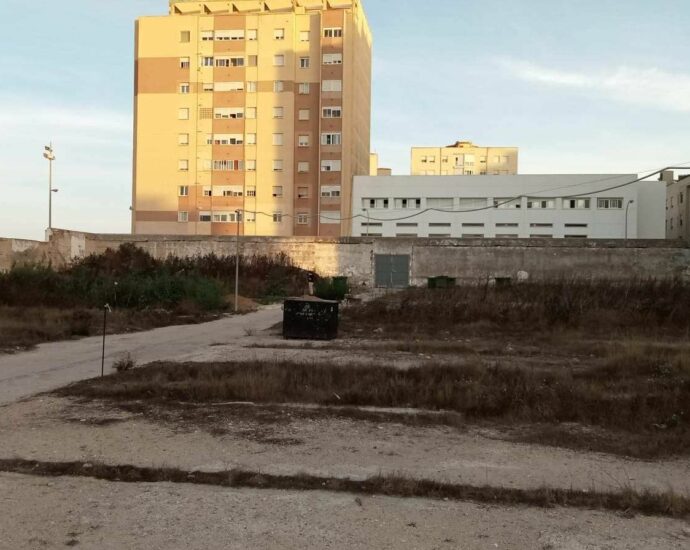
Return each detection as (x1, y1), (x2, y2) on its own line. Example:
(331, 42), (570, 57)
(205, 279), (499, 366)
(2, 397), (688, 497)
(0, 307), (282, 405)
(1, 473), (687, 550)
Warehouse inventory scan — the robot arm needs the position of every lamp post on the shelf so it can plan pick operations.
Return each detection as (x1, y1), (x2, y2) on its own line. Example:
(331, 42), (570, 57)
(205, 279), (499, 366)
(625, 199), (635, 242)
(363, 208), (369, 237)
(43, 144), (58, 231)
(234, 209), (242, 313)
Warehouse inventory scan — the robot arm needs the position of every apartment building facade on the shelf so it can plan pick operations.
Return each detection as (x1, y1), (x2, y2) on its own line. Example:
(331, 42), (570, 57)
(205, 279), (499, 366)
(411, 141), (518, 176)
(664, 170), (690, 240)
(133, 0), (372, 237)
(352, 175), (665, 239)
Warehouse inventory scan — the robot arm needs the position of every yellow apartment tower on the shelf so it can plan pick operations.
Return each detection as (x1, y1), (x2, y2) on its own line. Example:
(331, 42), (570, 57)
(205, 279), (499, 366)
(411, 141), (518, 176)
(133, 0), (372, 237)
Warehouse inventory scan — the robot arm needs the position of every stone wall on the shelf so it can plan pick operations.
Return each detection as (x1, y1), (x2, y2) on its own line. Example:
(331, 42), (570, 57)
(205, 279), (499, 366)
(1, 229), (689, 287)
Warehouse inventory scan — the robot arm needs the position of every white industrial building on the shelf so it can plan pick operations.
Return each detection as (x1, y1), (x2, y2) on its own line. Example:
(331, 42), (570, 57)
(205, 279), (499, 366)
(350, 175), (665, 239)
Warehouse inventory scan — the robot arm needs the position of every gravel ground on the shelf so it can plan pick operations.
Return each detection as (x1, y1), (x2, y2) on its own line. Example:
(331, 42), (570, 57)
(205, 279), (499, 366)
(1, 397), (688, 497)
(1, 473), (688, 550)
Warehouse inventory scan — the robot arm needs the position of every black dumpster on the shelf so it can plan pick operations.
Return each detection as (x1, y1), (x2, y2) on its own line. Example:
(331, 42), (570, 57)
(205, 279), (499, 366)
(283, 297), (339, 340)
(428, 276), (457, 289)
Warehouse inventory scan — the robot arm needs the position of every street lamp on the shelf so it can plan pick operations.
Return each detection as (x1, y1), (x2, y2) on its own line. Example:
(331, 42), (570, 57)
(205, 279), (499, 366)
(234, 209), (242, 313)
(43, 144), (58, 231)
(625, 199), (635, 242)
(363, 208), (369, 237)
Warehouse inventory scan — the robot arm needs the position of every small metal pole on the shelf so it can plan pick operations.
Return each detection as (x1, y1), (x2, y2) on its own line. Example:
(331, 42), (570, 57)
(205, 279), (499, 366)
(625, 199), (635, 244)
(101, 304), (109, 377)
(235, 209), (241, 313)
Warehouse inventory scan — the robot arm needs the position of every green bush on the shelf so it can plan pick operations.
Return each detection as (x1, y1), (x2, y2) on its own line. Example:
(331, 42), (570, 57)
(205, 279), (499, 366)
(314, 277), (349, 301)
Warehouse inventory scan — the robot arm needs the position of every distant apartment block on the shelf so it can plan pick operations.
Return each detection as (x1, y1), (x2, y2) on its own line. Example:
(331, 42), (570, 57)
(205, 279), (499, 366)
(411, 141), (518, 176)
(369, 152), (391, 176)
(352, 175), (665, 239)
(663, 170), (690, 240)
(132, 0), (372, 237)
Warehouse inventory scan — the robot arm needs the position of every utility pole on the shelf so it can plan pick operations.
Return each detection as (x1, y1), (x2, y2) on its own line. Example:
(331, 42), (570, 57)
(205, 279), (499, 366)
(234, 209), (242, 312)
(43, 144), (57, 231)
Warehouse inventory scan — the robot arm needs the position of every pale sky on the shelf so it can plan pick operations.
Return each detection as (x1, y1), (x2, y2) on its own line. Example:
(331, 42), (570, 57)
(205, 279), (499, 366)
(0, 0), (689, 240)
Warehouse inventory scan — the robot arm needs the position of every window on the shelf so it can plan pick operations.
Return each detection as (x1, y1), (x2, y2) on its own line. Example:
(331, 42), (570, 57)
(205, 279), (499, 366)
(300, 30), (310, 42)
(201, 31), (214, 41)
(178, 133), (189, 145)
(199, 107), (213, 119)
(322, 106), (342, 118)
(248, 55), (258, 67)
(298, 109), (310, 121)
(215, 30), (245, 41)
(322, 80), (343, 92)
(178, 160), (189, 171)
(297, 187), (309, 199)
(220, 187), (243, 197)
(180, 31), (191, 43)
(202, 83), (214, 92)
(530, 234), (553, 238)
(429, 223), (451, 228)
(178, 108), (189, 120)
(394, 198), (422, 210)
(321, 132), (342, 146)
(246, 133), (257, 145)
(495, 234), (518, 239)
(178, 211), (189, 222)
(272, 133), (284, 146)
(427, 198), (454, 209)
(212, 134), (244, 145)
(215, 56), (244, 67)
(272, 186), (284, 197)
(563, 198), (591, 210)
(323, 53), (343, 65)
(321, 185), (341, 198)
(246, 81), (257, 92)
(202, 56), (214, 67)
(564, 223), (588, 228)
(179, 185), (189, 196)
(597, 198), (624, 209)
(273, 106), (284, 118)
(246, 160), (256, 171)
(273, 160), (284, 172)
(298, 162), (310, 173)
(564, 234), (588, 239)
(462, 223), (485, 228)
(297, 213), (310, 225)
(246, 107), (257, 119)
(530, 223), (553, 228)
(214, 107), (244, 119)
(199, 212), (212, 222)
(179, 57), (190, 69)
(274, 28), (285, 40)
(397, 223), (418, 228)
(274, 80), (285, 92)
(203, 186), (212, 197)
(363, 198), (389, 209)
(299, 82), (310, 94)
(429, 234), (451, 238)
(299, 57), (310, 69)
(324, 27), (343, 38)
(212, 212), (242, 223)
(273, 212), (283, 223)
(462, 234), (484, 239)
(214, 81), (244, 92)
(246, 186), (256, 197)
(213, 160), (244, 171)
(321, 160), (342, 172)
(298, 135), (310, 147)
(273, 55), (285, 66)
(527, 198), (555, 209)
(493, 198), (521, 209)
(247, 29), (257, 41)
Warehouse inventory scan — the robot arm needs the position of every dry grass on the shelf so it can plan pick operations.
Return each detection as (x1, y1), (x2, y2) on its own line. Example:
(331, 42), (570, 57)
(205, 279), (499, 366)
(0, 306), (218, 353)
(343, 281), (690, 337)
(0, 458), (687, 518)
(58, 346), (690, 458)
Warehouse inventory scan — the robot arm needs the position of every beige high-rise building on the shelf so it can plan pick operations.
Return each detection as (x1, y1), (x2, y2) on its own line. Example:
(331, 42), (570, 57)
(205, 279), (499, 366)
(411, 141), (518, 177)
(133, 0), (372, 237)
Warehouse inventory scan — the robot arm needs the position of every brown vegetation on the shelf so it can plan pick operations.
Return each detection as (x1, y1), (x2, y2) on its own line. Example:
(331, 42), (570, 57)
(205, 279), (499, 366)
(58, 345), (690, 458)
(0, 459), (686, 518)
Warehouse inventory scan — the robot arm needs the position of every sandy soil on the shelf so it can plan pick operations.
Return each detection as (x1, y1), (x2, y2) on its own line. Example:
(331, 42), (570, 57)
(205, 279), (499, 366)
(1, 397), (688, 497)
(1, 473), (688, 550)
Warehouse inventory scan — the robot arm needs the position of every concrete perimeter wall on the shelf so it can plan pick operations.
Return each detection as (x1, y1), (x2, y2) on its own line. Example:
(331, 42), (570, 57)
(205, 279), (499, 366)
(1, 229), (690, 288)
